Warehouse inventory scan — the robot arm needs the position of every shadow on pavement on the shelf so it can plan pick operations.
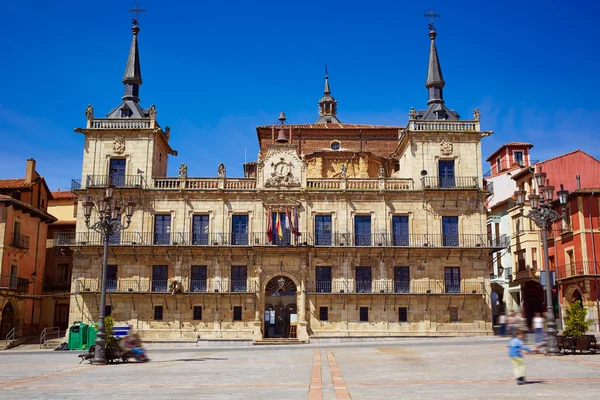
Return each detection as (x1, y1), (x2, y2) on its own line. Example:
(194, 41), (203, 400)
(160, 357), (228, 362)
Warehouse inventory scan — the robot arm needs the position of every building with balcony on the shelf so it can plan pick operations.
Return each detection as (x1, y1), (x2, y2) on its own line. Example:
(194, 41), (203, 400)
(0, 159), (56, 338)
(40, 190), (78, 332)
(509, 150), (600, 328)
(483, 142), (534, 322)
(60, 21), (505, 342)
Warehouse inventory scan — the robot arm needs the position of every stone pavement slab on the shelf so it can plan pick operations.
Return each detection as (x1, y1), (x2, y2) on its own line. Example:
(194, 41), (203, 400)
(1, 336), (600, 399)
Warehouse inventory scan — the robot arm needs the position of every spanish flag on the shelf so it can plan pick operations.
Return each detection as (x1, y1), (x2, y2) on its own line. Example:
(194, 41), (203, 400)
(276, 211), (283, 240)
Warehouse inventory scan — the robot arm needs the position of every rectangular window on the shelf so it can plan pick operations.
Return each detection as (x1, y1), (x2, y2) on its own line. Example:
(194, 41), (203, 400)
(393, 266), (410, 293)
(271, 212), (291, 246)
(449, 306), (459, 322)
(73, 201), (78, 218)
(106, 265), (118, 292)
(316, 266), (332, 293)
(190, 266), (207, 292)
(516, 250), (526, 271)
(359, 307), (369, 322)
(108, 214), (121, 245)
(442, 216), (459, 246)
(154, 214), (171, 245)
(233, 306), (242, 321)
(532, 248), (538, 270)
(231, 215), (248, 245)
(398, 307), (408, 322)
(354, 215), (372, 246)
(514, 151), (524, 167)
(315, 215), (332, 246)
(105, 305), (112, 317)
(444, 267), (461, 293)
(57, 263), (70, 282)
(392, 216), (409, 246)
(355, 267), (372, 293)
(193, 306), (202, 320)
(192, 215), (209, 245)
(438, 160), (455, 188)
(496, 158), (502, 173)
(319, 307), (328, 321)
(152, 265), (168, 292)
(109, 158), (126, 186)
(154, 305), (163, 321)
(231, 266), (247, 292)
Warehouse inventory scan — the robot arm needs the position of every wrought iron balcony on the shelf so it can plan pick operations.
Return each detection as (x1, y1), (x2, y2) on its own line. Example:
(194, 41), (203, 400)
(0, 275), (30, 292)
(556, 261), (600, 280)
(11, 233), (30, 249)
(421, 176), (480, 190)
(74, 278), (259, 294)
(305, 280), (485, 295)
(54, 231), (508, 250)
(85, 175), (145, 189)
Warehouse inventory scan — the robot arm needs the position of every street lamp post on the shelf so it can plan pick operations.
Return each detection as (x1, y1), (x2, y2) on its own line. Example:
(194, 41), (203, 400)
(82, 185), (135, 364)
(515, 170), (569, 356)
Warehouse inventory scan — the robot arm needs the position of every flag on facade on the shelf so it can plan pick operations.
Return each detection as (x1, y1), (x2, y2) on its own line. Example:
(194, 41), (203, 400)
(276, 211), (283, 239)
(286, 207), (293, 234)
(293, 207), (301, 236)
(266, 208), (273, 243)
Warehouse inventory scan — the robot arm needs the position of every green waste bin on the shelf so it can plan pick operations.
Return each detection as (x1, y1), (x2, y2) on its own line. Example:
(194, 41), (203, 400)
(68, 322), (89, 350)
(87, 325), (98, 348)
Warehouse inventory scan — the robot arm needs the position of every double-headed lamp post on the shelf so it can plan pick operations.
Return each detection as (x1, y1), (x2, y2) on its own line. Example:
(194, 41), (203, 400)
(82, 185), (135, 364)
(514, 170), (569, 356)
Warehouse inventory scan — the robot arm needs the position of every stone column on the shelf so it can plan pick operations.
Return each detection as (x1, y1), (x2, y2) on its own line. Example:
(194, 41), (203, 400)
(297, 279), (309, 341)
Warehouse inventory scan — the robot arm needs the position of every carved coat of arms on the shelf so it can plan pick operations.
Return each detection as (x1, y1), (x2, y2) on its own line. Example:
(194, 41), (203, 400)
(440, 140), (453, 156)
(113, 136), (126, 154)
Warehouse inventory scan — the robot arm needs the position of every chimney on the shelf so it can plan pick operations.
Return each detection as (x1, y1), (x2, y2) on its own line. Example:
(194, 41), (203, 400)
(576, 174), (581, 189)
(25, 158), (36, 183)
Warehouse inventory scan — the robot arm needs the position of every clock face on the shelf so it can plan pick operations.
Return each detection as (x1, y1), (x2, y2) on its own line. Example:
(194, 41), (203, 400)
(274, 162), (291, 176)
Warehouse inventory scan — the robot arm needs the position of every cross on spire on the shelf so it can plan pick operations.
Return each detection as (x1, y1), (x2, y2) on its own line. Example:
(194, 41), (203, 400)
(325, 63), (328, 77)
(423, 8), (440, 31)
(129, 2), (146, 26)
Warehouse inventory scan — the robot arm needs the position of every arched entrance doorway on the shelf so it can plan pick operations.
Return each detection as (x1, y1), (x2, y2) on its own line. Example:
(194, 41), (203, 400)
(264, 276), (297, 338)
(1, 302), (16, 338)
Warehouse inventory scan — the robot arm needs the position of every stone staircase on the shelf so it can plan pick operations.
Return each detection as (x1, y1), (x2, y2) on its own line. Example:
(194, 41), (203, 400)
(253, 338), (305, 345)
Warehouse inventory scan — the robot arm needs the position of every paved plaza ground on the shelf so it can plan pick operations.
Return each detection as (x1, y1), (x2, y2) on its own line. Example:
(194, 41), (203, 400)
(1, 336), (599, 399)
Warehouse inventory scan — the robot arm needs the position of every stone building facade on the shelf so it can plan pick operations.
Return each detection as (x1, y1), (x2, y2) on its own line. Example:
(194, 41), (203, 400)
(58, 22), (505, 342)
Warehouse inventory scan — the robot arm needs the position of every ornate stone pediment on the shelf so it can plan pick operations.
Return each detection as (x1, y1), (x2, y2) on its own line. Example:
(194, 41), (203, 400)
(261, 146), (303, 187)
(262, 194), (301, 208)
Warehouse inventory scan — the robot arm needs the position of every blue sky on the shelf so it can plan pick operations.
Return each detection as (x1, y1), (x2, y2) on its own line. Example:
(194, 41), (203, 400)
(1, 0), (599, 191)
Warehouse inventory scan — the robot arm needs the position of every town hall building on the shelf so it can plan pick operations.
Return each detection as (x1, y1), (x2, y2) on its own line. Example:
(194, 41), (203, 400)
(56, 19), (506, 342)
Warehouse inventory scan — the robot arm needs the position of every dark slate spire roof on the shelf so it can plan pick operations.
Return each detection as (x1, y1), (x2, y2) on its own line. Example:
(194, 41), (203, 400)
(122, 25), (143, 102)
(416, 27), (459, 121)
(316, 72), (341, 124)
(106, 23), (147, 119)
(425, 30), (445, 104)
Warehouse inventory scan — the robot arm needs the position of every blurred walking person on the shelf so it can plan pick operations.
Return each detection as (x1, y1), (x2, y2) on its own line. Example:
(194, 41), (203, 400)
(532, 312), (545, 346)
(498, 313), (507, 337)
(508, 330), (535, 385)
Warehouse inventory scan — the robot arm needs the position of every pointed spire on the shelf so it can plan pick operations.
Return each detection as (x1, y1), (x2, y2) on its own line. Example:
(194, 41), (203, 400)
(122, 24), (143, 102)
(425, 27), (445, 105)
(316, 64), (340, 124)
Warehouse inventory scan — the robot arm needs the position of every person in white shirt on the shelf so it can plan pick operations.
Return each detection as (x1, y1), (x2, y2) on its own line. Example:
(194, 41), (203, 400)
(498, 313), (507, 337)
(532, 313), (545, 345)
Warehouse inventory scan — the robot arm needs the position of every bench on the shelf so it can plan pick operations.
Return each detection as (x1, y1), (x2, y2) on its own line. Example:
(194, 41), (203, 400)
(77, 344), (125, 364)
(557, 335), (597, 354)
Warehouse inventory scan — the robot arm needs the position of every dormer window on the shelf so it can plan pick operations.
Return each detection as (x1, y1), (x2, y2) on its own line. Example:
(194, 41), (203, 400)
(514, 151), (524, 167)
(496, 158), (502, 173)
(331, 141), (341, 151)
(120, 108), (133, 118)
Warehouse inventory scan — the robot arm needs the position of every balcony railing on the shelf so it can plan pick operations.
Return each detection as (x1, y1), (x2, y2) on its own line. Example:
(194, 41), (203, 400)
(54, 231), (509, 249)
(421, 176), (480, 190)
(85, 175), (145, 189)
(11, 233), (30, 249)
(305, 280), (485, 295)
(91, 118), (152, 129)
(0, 275), (30, 292)
(556, 261), (600, 280)
(408, 120), (480, 132)
(74, 278), (259, 293)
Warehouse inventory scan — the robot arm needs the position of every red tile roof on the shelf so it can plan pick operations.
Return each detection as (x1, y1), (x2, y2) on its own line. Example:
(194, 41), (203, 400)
(257, 123), (403, 130)
(0, 179), (34, 189)
(51, 219), (77, 226)
(485, 142), (534, 162)
(51, 190), (78, 200)
(0, 194), (57, 223)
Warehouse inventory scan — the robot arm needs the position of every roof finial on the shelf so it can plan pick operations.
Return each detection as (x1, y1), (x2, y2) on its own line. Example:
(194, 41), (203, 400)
(424, 8), (440, 33)
(122, 3), (146, 102)
(324, 63), (331, 95)
(423, 8), (445, 105)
